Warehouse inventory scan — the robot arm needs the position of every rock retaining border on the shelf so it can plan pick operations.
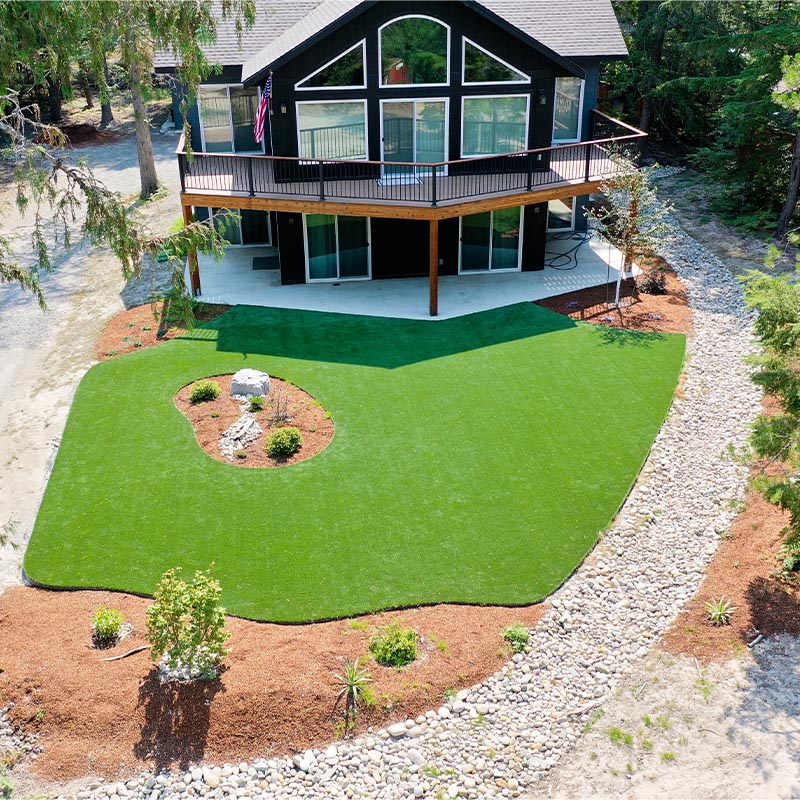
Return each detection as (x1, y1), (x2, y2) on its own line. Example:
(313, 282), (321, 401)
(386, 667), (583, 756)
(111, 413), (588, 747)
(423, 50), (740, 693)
(39, 203), (762, 799)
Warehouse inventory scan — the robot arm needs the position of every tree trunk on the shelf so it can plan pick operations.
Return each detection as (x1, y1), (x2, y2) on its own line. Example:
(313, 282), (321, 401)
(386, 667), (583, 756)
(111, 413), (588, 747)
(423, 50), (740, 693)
(126, 32), (159, 199)
(637, 2), (668, 134)
(80, 71), (94, 108)
(777, 127), (800, 237)
(100, 54), (114, 127)
(46, 76), (62, 123)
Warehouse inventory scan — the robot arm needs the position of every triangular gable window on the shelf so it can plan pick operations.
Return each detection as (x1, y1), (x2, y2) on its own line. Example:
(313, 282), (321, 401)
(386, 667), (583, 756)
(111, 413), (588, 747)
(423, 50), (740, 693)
(462, 39), (529, 84)
(296, 41), (366, 90)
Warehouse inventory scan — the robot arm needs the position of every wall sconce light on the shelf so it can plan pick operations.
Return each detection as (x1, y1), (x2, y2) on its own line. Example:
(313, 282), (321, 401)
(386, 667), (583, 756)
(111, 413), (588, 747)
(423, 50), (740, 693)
(280, 102), (287, 114)
(537, 90), (547, 106)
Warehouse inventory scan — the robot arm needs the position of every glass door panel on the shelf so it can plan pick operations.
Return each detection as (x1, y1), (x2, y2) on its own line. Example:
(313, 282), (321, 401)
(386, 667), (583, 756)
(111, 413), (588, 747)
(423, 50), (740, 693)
(461, 212), (491, 271)
(382, 102), (414, 177)
(491, 207), (521, 270)
(306, 214), (338, 280)
(240, 210), (270, 245)
(416, 101), (445, 176)
(198, 87), (233, 153)
(231, 87), (261, 152)
(337, 216), (370, 278)
(211, 207), (242, 245)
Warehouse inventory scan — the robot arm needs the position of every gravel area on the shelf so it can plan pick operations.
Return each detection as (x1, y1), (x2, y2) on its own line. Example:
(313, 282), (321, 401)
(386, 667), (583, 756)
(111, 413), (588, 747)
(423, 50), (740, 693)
(24, 173), (769, 799)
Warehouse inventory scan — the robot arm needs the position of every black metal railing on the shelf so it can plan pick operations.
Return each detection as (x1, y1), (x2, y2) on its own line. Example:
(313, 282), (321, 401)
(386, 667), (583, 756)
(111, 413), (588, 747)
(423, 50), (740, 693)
(177, 110), (646, 209)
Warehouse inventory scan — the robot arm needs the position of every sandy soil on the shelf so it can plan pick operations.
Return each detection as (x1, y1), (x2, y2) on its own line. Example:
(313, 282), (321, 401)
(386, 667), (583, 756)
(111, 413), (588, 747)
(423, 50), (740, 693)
(0, 100), (180, 592)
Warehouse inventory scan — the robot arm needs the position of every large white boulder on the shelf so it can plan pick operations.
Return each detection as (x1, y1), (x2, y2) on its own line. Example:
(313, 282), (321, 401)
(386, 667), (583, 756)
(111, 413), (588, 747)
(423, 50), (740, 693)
(230, 368), (270, 397)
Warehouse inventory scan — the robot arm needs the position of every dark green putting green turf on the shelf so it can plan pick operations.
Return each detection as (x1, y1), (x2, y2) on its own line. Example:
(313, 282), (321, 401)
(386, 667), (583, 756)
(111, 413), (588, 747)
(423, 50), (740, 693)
(24, 303), (685, 622)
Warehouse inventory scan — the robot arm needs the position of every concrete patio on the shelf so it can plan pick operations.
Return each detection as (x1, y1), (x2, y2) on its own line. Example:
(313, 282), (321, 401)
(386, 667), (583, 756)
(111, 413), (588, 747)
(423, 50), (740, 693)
(189, 233), (637, 320)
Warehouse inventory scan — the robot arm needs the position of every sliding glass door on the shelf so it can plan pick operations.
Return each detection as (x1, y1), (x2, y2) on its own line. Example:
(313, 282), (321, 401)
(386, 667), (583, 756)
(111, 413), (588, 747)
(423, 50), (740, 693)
(381, 99), (446, 178)
(305, 214), (370, 281)
(459, 207), (522, 272)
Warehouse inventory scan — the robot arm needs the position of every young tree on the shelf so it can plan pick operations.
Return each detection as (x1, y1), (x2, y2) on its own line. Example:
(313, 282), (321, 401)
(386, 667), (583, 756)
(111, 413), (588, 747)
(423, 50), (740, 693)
(775, 54), (800, 237)
(0, 91), (232, 312)
(585, 162), (673, 306)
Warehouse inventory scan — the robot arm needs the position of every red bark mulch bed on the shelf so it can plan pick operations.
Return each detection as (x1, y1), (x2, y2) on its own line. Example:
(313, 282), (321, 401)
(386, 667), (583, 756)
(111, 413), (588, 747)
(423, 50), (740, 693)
(536, 252), (690, 336)
(176, 374), (334, 467)
(97, 303), (230, 361)
(663, 397), (800, 662)
(0, 588), (542, 783)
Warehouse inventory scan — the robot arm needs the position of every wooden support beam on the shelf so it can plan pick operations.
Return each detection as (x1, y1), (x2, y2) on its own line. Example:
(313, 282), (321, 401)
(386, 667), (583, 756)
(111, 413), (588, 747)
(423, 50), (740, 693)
(182, 204), (201, 296)
(429, 218), (439, 318)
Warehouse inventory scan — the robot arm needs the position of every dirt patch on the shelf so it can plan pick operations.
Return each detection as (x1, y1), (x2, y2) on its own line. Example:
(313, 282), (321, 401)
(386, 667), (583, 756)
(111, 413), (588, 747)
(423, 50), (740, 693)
(55, 124), (124, 147)
(0, 586), (543, 784)
(96, 303), (230, 360)
(663, 398), (800, 663)
(535, 254), (690, 336)
(176, 374), (334, 467)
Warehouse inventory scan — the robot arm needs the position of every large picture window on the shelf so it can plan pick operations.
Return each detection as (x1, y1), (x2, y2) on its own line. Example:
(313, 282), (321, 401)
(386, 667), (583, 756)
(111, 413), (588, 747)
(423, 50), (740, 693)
(295, 41), (366, 90)
(461, 96), (528, 157)
(379, 16), (449, 87)
(197, 85), (261, 153)
(296, 101), (367, 160)
(460, 207), (523, 272)
(552, 77), (584, 142)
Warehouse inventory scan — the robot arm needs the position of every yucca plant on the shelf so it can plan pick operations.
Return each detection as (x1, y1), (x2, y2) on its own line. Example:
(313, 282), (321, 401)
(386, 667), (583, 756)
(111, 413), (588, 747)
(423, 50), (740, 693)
(704, 597), (736, 626)
(333, 657), (373, 728)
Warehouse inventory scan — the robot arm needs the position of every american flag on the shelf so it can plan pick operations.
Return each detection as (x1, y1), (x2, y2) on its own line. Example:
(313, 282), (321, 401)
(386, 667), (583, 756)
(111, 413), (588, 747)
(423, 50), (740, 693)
(254, 73), (272, 144)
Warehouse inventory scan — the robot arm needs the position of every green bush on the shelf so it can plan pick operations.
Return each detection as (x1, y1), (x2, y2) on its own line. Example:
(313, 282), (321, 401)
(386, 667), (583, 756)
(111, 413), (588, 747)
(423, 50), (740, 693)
(145, 566), (230, 679)
(266, 426), (302, 457)
(248, 395), (264, 412)
(189, 380), (220, 404)
(92, 606), (125, 645)
(369, 622), (418, 667)
(501, 622), (529, 653)
(637, 265), (668, 295)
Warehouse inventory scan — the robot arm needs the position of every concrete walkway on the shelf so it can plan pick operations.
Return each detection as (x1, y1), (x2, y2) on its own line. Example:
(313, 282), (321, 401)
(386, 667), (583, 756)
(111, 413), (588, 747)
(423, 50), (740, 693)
(191, 233), (632, 320)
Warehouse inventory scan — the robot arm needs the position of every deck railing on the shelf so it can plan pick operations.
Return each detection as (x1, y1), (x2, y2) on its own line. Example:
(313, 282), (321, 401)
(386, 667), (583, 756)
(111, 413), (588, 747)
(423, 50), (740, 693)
(177, 110), (646, 209)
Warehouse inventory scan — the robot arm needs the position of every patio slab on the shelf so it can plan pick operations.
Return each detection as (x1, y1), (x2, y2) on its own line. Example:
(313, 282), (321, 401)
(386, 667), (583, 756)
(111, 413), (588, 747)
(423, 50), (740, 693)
(190, 234), (637, 320)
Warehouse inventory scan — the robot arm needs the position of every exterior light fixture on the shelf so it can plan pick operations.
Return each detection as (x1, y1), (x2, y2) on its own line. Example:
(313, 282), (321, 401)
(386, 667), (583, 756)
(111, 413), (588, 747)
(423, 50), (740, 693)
(538, 90), (547, 106)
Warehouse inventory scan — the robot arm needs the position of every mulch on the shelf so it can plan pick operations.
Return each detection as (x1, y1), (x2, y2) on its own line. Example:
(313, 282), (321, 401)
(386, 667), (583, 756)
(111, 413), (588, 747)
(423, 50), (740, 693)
(175, 374), (334, 468)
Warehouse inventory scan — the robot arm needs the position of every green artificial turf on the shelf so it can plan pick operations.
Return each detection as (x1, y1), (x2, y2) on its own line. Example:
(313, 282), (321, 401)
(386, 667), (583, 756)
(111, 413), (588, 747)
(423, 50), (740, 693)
(24, 303), (685, 622)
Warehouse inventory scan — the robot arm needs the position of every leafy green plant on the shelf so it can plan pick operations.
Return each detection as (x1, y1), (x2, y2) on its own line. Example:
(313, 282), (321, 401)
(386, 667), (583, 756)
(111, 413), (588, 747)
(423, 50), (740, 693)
(248, 395), (264, 413)
(235, 450), (247, 460)
(266, 426), (302, 457)
(333, 657), (374, 728)
(704, 597), (736, 626)
(145, 566), (230, 679)
(581, 707), (605, 733)
(661, 751), (676, 762)
(348, 619), (369, 631)
(0, 774), (14, 799)
(637, 264), (668, 294)
(189, 380), (220, 404)
(369, 621), (418, 667)
(501, 622), (529, 653)
(608, 726), (634, 746)
(92, 606), (125, 647)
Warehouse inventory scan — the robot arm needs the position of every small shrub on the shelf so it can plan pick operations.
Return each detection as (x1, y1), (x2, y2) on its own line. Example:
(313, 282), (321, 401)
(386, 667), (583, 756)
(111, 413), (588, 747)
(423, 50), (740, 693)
(146, 566), (230, 679)
(661, 751), (676, 762)
(133, 340), (143, 348)
(189, 380), (220, 404)
(501, 622), (529, 653)
(92, 606), (125, 646)
(637, 264), (668, 295)
(333, 657), (374, 727)
(266, 426), (302, 457)
(369, 621), (418, 667)
(210, 411), (221, 419)
(0, 775), (15, 799)
(248, 395), (264, 413)
(704, 597), (736, 626)
(608, 726), (634, 746)
(235, 450), (247, 460)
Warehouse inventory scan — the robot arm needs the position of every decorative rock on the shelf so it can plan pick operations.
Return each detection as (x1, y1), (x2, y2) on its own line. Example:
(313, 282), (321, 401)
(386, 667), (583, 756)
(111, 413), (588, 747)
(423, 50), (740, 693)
(230, 368), (270, 398)
(388, 723), (407, 738)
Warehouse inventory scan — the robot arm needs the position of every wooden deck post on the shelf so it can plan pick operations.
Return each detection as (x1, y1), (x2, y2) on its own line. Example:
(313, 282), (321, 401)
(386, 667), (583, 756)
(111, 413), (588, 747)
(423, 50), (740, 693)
(182, 203), (201, 296)
(429, 218), (439, 317)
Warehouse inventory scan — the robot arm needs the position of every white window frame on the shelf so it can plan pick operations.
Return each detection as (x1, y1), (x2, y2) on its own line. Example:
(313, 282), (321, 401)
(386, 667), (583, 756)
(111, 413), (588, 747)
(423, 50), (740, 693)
(303, 214), (372, 283)
(458, 207), (525, 274)
(551, 77), (585, 144)
(546, 198), (577, 232)
(460, 94), (530, 159)
(461, 37), (530, 86)
(379, 97), (449, 178)
(204, 207), (272, 247)
(295, 98), (369, 161)
(196, 84), (265, 155)
(295, 40), (367, 91)
(378, 15), (451, 89)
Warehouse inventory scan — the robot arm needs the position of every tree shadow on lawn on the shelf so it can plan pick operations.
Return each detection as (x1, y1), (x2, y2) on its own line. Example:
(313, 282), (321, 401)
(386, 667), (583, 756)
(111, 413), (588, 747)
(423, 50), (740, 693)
(176, 302), (666, 369)
(134, 669), (226, 773)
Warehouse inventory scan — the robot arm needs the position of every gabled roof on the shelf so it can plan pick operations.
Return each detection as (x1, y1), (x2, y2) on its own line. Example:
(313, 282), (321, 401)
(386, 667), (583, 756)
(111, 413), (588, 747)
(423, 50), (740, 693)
(156, 0), (628, 81)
